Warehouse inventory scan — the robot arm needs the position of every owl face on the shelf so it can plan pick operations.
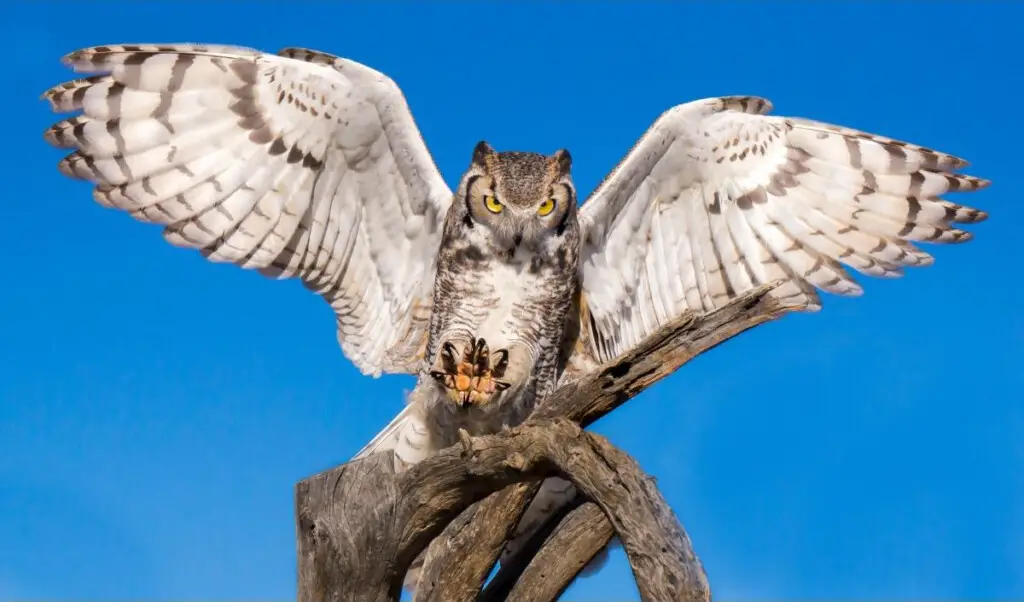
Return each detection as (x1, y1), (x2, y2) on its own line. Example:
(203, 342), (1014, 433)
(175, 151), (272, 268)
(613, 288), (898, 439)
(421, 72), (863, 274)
(459, 141), (576, 253)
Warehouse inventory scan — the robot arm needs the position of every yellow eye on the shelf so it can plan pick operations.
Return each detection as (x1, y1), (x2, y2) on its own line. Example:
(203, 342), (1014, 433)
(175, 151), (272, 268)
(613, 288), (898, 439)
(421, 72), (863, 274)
(484, 195), (503, 214)
(537, 198), (556, 217)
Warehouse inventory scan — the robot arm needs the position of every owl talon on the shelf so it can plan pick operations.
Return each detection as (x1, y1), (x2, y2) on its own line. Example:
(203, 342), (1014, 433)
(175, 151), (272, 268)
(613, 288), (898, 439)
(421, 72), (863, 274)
(439, 341), (460, 373)
(429, 337), (512, 408)
(472, 338), (492, 375)
(490, 349), (509, 378)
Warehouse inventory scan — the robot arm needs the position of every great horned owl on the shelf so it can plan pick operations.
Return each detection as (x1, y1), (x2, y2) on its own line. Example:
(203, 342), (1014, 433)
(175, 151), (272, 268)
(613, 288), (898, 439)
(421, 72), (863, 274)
(43, 43), (990, 576)
(420, 144), (580, 442)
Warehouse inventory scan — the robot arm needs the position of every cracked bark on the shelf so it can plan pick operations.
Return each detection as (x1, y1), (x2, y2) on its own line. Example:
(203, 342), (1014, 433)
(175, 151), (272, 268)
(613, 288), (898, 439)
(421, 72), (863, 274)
(295, 283), (788, 602)
(480, 501), (613, 602)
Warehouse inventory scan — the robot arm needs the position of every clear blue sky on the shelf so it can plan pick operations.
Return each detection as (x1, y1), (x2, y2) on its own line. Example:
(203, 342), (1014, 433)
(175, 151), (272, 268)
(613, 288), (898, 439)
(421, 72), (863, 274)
(2, 2), (1021, 599)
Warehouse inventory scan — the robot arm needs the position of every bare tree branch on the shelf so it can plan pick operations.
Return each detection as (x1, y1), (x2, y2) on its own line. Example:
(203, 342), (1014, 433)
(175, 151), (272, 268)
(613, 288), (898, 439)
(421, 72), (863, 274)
(482, 501), (613, 602)
(541, 282), (786, 427)
(412, 483), (539, 602)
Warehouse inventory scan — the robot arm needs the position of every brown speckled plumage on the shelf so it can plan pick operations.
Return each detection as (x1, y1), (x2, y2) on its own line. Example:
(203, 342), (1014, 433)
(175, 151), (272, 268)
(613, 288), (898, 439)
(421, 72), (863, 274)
(423, 142), (581, 443)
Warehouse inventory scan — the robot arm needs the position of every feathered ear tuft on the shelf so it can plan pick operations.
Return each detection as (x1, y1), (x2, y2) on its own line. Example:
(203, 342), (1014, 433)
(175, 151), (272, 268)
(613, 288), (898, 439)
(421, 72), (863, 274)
(552, 148), (572, 177)
(472, 140), (494, 167)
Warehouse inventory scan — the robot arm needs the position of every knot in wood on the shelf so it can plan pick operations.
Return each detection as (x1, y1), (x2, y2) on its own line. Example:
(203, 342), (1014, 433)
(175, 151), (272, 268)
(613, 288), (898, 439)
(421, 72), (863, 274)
(504, 452), (527, 472)
(457, 428), (474, 457)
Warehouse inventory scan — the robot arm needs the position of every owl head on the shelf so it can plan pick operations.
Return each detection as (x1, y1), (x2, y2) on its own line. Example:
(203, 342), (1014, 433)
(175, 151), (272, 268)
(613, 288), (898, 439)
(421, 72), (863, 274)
(456, 141), (577, 252)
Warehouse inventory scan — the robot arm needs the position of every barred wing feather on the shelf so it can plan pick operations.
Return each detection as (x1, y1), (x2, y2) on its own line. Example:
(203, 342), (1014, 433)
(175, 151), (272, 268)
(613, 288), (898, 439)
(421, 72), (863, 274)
(43, 44), (453, 376)
(577, 96), (989, 364)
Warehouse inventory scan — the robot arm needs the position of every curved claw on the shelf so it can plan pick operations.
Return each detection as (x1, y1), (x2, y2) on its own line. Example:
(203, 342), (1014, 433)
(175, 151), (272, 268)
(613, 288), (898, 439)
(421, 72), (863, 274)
(430, 337), (513, 407)
(472, 338), (491, 375)
(491, 348), (509, 378)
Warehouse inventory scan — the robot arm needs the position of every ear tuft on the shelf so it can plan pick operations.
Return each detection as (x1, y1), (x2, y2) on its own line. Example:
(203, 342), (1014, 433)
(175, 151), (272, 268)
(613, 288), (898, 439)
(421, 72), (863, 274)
(472, 140), (494, 167)
(552, 149), (572, 176)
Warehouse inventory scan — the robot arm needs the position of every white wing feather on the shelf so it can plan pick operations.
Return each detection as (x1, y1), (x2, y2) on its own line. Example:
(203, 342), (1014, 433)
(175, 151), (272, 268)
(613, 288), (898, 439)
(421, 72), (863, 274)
(43, 44), (453, 375)
(351, 401), (434, 469)
(577, 96), (989, 362)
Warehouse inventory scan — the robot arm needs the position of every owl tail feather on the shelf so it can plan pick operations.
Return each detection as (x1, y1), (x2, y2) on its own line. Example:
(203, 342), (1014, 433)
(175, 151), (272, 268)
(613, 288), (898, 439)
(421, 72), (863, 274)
(352, 402), (432, 468)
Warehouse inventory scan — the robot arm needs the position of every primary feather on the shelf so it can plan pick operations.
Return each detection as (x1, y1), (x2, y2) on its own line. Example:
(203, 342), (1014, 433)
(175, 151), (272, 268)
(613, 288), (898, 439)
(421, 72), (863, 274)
(43, 44), (453, 375)
(576, 96), (989, 363)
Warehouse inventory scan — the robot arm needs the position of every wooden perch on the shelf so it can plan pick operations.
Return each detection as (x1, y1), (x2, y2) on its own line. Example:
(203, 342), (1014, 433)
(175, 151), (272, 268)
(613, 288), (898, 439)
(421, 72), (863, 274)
(295, 283), (788, 602)
(297, 418), (706, 601)
(418, 283), (787, 599)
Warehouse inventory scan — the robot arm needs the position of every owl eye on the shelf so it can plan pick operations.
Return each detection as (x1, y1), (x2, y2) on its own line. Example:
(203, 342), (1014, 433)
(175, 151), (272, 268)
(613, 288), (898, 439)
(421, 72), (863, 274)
(537, 198), (556, 217)
(484, 195), (503, 214)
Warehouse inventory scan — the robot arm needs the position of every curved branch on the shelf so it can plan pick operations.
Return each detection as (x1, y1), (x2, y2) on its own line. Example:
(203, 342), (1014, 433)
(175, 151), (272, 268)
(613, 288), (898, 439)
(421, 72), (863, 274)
(412, 483), (539, 602)
(482, 501), (613, 602)
(540, 421), (710, 601)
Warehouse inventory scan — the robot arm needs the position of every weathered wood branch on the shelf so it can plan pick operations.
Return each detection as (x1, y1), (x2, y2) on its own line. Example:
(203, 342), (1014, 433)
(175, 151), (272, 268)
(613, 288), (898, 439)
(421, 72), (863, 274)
(481, 501), (614, 602)
(518, 420), (711, 601)
(298, 419), (706, 602)
(296, 283), (788, 601)
(412, 482), (539, 602)
(419, 283), (788, 598)
(540, 282), (786, 427)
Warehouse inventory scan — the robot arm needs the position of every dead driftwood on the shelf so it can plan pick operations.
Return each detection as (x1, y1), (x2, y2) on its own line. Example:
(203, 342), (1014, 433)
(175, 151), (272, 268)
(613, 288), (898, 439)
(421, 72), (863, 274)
(295, 283), (788, 602)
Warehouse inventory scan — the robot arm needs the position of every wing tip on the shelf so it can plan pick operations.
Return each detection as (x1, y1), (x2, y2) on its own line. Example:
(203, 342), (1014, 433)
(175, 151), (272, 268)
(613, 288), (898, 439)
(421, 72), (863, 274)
(43, 117), (84, 148)
(914, 252), (935, 268)
(953, 204), (989, 225)
(59, 45), (117, 71)
(791, 301), (823, 313)
(952, 230), (974, 244)
(60, 47), (88, 68)
(42, 125), (61, 147)
(56, 152), (86, 179)
(39, 87), (58, 104)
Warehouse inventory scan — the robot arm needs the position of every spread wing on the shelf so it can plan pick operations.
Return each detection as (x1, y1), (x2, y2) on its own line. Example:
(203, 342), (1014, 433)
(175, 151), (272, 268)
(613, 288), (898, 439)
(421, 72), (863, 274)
(43, 44), (454, 376)
(575, 96), (989, 364)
